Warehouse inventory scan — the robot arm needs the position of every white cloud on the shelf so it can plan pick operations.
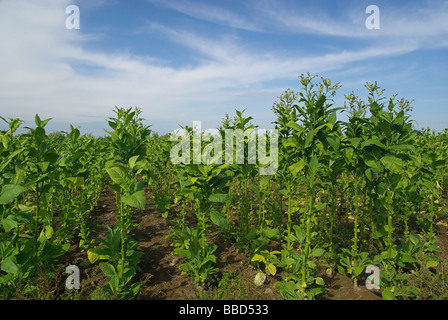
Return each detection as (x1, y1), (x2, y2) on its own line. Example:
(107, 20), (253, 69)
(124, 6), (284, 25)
(0, 0), (446, 135)
(146, 0), (262, 32)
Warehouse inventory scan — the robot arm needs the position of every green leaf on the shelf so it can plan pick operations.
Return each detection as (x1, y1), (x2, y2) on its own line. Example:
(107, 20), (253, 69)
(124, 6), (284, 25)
(264, 227), (280, 241)
(1, 217), (18, 232)
(365, 159), (380, 170)
(289, 159), (306, 177)
(122, 190), (146, 210)
(311, 247), (325, 257)
(348, 137), (362, 149)
(409, 234), (420, 246)
(326, 135), (340, 151)
(106, 167), (129, 188)
(286, 121), (302, 132)
(128, 155), (140, 169)
(361, 138), (386, 150)
(305, 130), (314, 148)
(208, 193), (228, 203)
(173, 248), (191, 259)
(210, 211), (228, 228)
(315, 277), (325, 286)
(45, 225), (54, 239)
(353, 265), (365, 276)
(0, 184), (27, 204)
(401, 253), (417, 263)
(101, 263), (116, 277)
(380, 156), (404, 174)
(309, 155), (318, 175)
(382, 288), (396, 300)
(426, 258), (439, 268)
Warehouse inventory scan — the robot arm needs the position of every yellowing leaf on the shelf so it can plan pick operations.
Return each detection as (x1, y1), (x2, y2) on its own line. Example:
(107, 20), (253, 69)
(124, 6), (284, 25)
(251, 254), (266, 263)
(87, 249), (100, 264)
(266, 263), (277, 276)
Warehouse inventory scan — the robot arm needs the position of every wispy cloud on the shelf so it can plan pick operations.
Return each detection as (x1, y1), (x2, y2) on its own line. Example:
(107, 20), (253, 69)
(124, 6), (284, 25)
(146, 0), (262, 32)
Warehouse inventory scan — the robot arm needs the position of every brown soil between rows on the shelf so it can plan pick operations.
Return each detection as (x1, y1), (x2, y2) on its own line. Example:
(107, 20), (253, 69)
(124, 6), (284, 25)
(66, 183), (448, 300)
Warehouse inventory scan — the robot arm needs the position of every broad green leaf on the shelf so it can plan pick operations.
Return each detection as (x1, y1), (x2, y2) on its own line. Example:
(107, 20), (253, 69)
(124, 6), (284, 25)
(1, 217), (18, 232)
(315, 277), (325, 286)
(0, 184), (27, 204)
(401, 253), (417, 263)
(264, 227), (280, 241)
(305, 130), (314, 148)
(326, 135), (340, 151)
(348, 137), (362, 149)
(426, 258), (439, 268)
(1, 256), (20, 274)
(288, 159), (305, 177)
(409, 234), (420, 246)
(364, 159), (380, 170)
(365, 168), (373, 181)
(208, 193), (228, 203)
(128, 155), (140, 169)
(173, 248), (191, 259)
(101, 263), (116, 277)
(380, 156), (404, 174)
(382, 288), (396, 300)
(286, 121), (302, 132)
(361, 138), (386, 150)
(310, 247), (325, 257)
(122, 190), (146, 210)
(293, 225), (306, 243)
(106, 167), (129, 188)
(353, 265), (365, 276)
(45, 225), (54, 239)
(43, 152), (59, 164)
(210, 211), (227, 228)
(309, 155), (318, 175)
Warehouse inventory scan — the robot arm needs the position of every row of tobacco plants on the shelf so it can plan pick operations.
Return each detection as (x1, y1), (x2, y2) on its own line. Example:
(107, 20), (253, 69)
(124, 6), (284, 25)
(1, 73), (447, 299)
(0, 115), (108, 298)
(0, 106), (162, 299)
(164, 74), (448, 300)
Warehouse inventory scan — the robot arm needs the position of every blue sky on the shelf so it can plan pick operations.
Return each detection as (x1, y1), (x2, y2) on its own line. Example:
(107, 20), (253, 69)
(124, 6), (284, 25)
(0, 0), (447, 136)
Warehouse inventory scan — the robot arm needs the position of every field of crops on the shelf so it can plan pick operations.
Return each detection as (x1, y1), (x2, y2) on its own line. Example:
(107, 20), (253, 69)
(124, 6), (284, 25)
(1, 74), (447, 300)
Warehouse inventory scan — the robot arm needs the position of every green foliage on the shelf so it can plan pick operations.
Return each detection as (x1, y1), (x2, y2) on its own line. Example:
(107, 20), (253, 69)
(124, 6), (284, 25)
(1, 76), (447, 300)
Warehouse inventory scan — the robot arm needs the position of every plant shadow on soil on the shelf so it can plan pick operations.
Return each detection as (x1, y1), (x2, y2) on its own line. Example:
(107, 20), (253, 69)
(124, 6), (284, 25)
(60, 183), (448, 301)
